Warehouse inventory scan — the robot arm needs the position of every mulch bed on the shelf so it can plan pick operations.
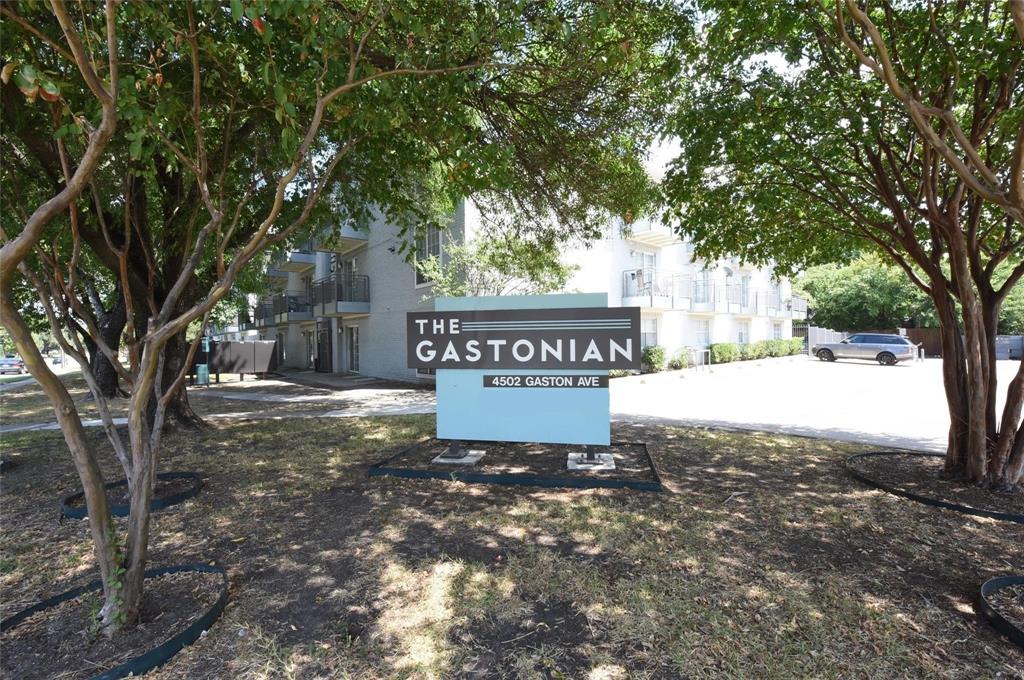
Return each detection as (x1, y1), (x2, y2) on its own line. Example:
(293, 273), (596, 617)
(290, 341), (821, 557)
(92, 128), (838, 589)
(1, 569), (222, 680)
(849, 452), (1024, 516)
(990, 584), (1024, 632)
(379, 439), (657, 483)
(64, 475), (199, 510)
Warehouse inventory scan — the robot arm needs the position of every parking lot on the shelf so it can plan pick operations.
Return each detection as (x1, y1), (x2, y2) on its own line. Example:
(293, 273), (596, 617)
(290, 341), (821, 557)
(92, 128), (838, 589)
(610, 356), (1023, 452)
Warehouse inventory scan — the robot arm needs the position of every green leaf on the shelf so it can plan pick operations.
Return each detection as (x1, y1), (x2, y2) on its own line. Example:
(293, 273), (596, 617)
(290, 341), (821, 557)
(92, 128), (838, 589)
(230, 0), (243, 21)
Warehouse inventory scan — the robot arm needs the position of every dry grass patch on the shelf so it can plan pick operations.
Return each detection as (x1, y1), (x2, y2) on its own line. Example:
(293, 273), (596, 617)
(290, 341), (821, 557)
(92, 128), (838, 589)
(0, 417), (1021, 679)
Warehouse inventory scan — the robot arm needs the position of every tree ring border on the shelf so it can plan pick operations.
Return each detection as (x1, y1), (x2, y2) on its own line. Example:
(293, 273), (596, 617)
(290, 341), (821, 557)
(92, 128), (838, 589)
(978, 575), (1024, 650)
(0, 563), (229, 680)
(845, 451), (1024, 524)
(61, 471), (204, 520)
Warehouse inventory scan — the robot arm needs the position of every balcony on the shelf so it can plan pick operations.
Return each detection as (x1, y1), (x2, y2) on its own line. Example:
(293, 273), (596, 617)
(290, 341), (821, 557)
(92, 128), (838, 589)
(272, 292), (312, 323)
(311, 274), (370, 316)
(623, 220), (680, 248)
(275, 239), (317, 272)
(790, 295), (808, 319)
(253, 299), (275, 328)
(335, 221), (369, 254)
(622, 269), (687, 309)
(759, 291), (785, 317)
(725, 285), (757, 315)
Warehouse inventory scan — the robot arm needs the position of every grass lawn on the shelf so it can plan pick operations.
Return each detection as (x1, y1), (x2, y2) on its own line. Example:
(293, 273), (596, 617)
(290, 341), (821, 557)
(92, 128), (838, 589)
(1, 417), (1022, 679)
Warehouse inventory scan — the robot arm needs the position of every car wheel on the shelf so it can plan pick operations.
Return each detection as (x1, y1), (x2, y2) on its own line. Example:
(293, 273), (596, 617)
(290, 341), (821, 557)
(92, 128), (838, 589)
(877, 352), (896, 366)
(817, 349), (835, 362)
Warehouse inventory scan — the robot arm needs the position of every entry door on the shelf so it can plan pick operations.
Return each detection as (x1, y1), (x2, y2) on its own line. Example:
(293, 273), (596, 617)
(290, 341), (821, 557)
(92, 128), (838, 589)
(346, 325), (359, 373)
(315, 321), (332, 372)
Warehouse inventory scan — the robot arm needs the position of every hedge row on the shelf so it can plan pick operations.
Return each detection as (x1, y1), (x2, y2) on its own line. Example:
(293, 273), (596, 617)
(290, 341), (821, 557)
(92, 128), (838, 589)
(710, 338), (804, 364)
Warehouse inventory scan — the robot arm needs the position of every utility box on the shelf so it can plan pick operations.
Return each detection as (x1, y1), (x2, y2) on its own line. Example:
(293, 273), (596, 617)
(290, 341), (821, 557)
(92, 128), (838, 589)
(195, 337), (211, 386)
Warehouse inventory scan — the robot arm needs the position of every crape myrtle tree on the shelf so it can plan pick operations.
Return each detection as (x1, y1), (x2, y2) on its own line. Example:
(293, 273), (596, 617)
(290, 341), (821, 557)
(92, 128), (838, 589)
(662, 0), (1024, 488)
(0, 0), (680, 635)
(1, 0), (673, 427)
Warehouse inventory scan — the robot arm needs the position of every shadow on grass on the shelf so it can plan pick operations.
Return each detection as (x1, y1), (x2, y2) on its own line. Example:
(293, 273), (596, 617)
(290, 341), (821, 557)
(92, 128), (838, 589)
(2, 416), (1022, 679)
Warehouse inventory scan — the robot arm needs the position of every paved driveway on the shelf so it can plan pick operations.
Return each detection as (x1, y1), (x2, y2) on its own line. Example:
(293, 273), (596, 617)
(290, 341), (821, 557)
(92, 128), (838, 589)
(609, 356), (1023, 452)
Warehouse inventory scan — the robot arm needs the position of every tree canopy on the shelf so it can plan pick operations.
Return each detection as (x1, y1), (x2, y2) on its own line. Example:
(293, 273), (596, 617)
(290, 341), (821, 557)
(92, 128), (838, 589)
(661, 0), (1024, 487)
(1, 0), (686, 635)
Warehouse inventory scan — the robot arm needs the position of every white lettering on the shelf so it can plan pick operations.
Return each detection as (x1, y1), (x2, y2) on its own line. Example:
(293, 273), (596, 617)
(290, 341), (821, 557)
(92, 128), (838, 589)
(609, 338), (632, 362)
(415, 319), (428, 334)
(487, 339), (507, 360)
(569, 338), (576, 361)
(432, 318), (445, 333)
(465, 340), (481, 362)
(416, 340), (436, 362)
(441, 341), (460, 362)
(512, 339), (535, 362)
(582, 339), (603, 362)
(450, 319), (460, 334)
(540, 339), (562, 362)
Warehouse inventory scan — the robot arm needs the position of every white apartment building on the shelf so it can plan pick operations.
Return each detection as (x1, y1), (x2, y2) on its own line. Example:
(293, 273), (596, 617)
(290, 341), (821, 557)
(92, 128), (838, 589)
(212, 200), (806, 382)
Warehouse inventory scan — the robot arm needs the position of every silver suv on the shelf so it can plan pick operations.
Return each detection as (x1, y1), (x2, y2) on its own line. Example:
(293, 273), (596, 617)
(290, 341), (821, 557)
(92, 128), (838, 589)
(813, 333), (917, 366)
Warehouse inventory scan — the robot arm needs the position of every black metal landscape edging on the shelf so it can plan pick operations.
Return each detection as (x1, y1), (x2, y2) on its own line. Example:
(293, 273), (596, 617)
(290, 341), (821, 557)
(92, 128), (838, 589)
(0, 563), (229, 680)
(61, 472), (204, 520)
(845, 452), (1024, 524)
(978, 575), (1024, 650)
(368, 440), (663, 492)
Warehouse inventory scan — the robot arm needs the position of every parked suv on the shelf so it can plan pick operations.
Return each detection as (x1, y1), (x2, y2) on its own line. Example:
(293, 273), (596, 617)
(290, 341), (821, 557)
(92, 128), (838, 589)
(812, 333), (917, 366)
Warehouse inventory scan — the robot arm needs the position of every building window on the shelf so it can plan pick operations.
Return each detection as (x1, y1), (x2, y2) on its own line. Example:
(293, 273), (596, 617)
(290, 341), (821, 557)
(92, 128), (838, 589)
(415, 226), (442, 286)
(772, 322), (783, 340)
(737, 322), (750, 345)
(696, 319), (711, 347)
(641, 318), (658, 347)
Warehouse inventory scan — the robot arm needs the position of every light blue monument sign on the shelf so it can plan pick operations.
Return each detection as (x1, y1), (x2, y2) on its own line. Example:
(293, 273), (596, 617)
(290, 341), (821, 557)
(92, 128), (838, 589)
(406, 293), (640, 447)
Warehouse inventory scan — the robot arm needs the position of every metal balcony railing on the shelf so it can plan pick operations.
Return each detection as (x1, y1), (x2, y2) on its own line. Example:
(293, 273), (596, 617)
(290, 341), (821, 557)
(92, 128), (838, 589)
(725, 285), (756, 309)
(272, 292), (311, 316)
(311, 274), (370, 306)
(622, 268), (683, 299)
(254, 299), (275, 326)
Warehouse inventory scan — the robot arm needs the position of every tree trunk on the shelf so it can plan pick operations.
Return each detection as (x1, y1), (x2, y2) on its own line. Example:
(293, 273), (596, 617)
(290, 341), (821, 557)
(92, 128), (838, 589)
(0, 296), (125, 634)
(146, 330), (205, 432)
(90, 290), (127, 399)
(932, 290), (970, 477)
(992, 357), (1024, 488)
(119, 439), (154, 626)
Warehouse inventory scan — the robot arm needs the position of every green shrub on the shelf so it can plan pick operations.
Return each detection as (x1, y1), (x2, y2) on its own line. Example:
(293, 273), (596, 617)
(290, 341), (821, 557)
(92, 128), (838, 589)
(785, 337), (804, 355)
(608, 369), (634, 378)
(747, 340), (769, 359)
(641, 344), (666, 373)
(737, 344), (754, 361)
(667, 349), (690, 370)
(763, 339), (787, 357)
(710, 342), (737, 364)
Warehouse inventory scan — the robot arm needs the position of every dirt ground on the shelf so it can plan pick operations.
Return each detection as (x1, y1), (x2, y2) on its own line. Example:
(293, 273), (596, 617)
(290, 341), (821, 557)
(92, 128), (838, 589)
(1, 417), (1022, 679)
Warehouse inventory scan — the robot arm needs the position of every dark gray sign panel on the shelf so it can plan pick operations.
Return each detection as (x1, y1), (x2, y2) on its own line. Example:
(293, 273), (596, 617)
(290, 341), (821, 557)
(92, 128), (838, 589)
(407, 307), (641, 370)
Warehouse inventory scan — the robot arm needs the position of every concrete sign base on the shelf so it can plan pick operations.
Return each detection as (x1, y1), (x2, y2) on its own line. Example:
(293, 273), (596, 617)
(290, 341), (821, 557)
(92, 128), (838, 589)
(567, 451), (616, 471)
(432, 449), (486, 466)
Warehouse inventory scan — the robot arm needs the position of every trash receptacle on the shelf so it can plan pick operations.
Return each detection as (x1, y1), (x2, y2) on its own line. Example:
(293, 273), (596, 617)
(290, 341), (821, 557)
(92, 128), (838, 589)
(196, 364), (209, 386)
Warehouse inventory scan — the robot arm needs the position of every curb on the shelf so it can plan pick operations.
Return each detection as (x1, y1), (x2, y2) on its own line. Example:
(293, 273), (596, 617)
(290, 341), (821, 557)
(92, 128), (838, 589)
(1, 563), (229, 679)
